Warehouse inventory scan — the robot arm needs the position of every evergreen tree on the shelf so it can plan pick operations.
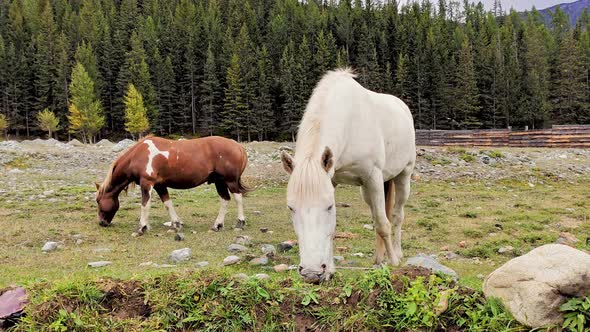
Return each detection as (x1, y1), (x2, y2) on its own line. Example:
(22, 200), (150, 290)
(253, 46), (273, 141)
(68, 62), (104, 143)
(454, 38), (481, 129)
(37, 108), (60, 138)
(0, 113), (7, 139)
(223, 53), (246, 141)
(124, 83), (150, 138)
(201, 45), (220, 136)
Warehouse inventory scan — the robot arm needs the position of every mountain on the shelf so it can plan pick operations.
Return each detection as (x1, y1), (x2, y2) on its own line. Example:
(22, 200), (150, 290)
(537, 0), (590, 26)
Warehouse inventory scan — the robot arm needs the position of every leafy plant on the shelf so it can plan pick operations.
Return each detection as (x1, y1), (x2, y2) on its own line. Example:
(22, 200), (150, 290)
(560, 295), (590, 332)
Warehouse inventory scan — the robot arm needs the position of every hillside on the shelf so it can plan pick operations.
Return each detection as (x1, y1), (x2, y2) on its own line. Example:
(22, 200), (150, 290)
(538, 0), (590, 25)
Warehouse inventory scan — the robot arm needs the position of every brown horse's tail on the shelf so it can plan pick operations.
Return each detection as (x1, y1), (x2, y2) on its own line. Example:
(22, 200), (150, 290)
(384, 179), (395, 222)
(237, 144), (252, 196)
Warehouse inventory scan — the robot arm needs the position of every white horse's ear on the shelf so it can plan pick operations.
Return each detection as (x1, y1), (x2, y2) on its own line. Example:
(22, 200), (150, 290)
(95, 182), (101, 191)
(281, 151), (294, 174)
(321, 146), (334, 172)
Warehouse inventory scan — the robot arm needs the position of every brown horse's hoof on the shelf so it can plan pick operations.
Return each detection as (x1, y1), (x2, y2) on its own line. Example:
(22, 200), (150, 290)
(132, 225), (148, 237)
(235, 219), (245, 229)
(99, 220), (110, 227)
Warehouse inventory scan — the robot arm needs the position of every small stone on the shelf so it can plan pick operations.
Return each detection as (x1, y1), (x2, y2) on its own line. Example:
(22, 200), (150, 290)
(43, 190), (54, 196)
(528, 182), (535, 188)
(337, 202), (351, 208)
(278, 241), (296, 252)
(235, 235), (252, 246)
(42, 241), (58, 252)
(195, 261), (209, 268)
(169, 248), (192, 263)
(167, 229), (176, 233)
(255, 273), (270, 280)
(556, 232), (578, 246)
(261, 244), (276, 256)
(352, 252), (364, 258)
(250, 256), (269, 265)
(273, 264), (288, 272)
(174, 233), (185, 241)
(139, 261), (154, 267)
(334, 255), (345, 262)
(498, 246), (514, 254)
(223, 255), (241, 265)
(363, 224), (374, 231)
(288, 265), (298, 270)
(93, 248), (112, 253)
(260, 227), (268, 233)
(336, 246), (348, 253)
(75, 239), (83, 245)
(228, 243), (248, 253)
(458, 241), (467, 248)
(191, 231), (197, 234)
(443, 252), (459, 260)
(233, 228), (242, 232)
(88, 261), (112, 268)
(232, 273), (249, 280)
(252, 210), (262, 215)
(440, 246), (449, 251)
(405, 254), (458, 280)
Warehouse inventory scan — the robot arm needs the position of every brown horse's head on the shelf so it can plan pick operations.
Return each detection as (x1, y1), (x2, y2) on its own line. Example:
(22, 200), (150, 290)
(95, 182), (120, 227)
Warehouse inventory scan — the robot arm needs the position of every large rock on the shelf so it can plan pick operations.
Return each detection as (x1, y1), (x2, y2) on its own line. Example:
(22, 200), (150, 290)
(405, 254), (458, 280)
(483, 244), (590, 328)
(112, 139), (135, 152)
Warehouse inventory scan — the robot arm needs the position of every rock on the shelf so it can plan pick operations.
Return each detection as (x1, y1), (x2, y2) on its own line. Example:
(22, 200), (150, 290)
(498, 246), (514, 254)
(223, 255), (241, 266)
(337, 202), (351, 208)
(255, 273), (270, 280)
(195, 261), (209, 268)
(434, 289), (452, 316)
(288, 265), (298, 270)
(92, 248), (112, 253)
(174, 233), (185, 241)
(0, 287), (28, 321)
(555, 232), (579, 246)
(333, 255), (345, 263)
(250, 256), (269, 266)
(252, 210), (262, 215)
(67, 139), (84, 146)
(259, 227), (268, 233)
(88, 261), (112, 268)
(405, 254), (458, 280)
(261, 244), (276, 256)
(443, 252), (459, 260)
(273, 264), (288, 273)
(232, 273), (249, 281)
(334, 232), (358, 239)
(278, 240), (296, 252)
(440, 246), (449, 251)
(235, 235), (252, 246)
(483, 244), (590, 328)
(458, 241), (467, 248)
(95, 139), (114, 147)
(480, 155), (491, 164)
(363, 224), (374, 231)
(352, 252), (364, 258)
(279, 146), (293, 152)
(228, 243), (248, 253)
(75, 239), (83, 245)
(169, 248), (192, 263)
(336, 246), (348, 253)
(42, 241), (58, 252)
(139, 261), (154, 267)
(112, 139), (135, 152)
(42, 190), (54, 196)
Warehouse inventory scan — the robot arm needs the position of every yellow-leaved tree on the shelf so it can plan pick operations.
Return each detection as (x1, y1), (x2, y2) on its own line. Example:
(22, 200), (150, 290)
(124, 83), (149, 138)
(67, 62), (105, 143)
(0, 114), (7, 139)
(37, 108), (60, 138)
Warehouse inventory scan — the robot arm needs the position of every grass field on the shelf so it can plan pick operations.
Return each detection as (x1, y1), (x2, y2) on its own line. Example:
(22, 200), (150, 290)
(2, 176), (589, 289)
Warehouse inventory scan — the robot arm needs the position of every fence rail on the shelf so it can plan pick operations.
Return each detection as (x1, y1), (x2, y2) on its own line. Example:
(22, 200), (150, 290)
(416, 125), (590, 148)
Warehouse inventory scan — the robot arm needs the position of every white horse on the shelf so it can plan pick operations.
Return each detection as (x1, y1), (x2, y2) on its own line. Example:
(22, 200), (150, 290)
(281, 68), (416, 283)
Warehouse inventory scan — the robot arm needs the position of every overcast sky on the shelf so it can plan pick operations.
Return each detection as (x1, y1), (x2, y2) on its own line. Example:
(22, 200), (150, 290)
(399, 0), (575, 11)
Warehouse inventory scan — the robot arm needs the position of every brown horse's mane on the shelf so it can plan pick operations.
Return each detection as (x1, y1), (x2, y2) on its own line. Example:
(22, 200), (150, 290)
(98, 136), (154, 195)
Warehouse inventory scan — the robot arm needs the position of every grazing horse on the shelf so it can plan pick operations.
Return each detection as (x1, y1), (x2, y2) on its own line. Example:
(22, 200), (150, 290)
(281, 69), (416, 283)
(95, 136), (249, 236)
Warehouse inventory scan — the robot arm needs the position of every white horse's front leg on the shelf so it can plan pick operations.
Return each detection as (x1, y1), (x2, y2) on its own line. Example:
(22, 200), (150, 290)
(133, 184), (153, 237)
(362, 171), (400, 266)
(233, 193), (246, 229)
(211, 198), (229, 231)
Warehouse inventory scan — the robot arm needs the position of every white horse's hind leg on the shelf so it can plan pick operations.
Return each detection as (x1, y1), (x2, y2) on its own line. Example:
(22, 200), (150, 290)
(155, 186), (183, 229)
(362, 171), (399, 266)
(233, 193), (246, 229)
(133, 184), (153, 237)
(362, 186), (386, 265)
(212, 198), (229, 231)
(392, 171), (411, 260)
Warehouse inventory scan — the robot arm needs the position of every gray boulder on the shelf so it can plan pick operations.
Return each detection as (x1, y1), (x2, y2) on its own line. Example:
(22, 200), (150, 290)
(261, 244), (276, 256)
(483, 244), (590, 328)
(169, 248), (192, 263)
(112, 139), (135, 152)
(405, 254), (458, 279)
(223, 255), (241, 266)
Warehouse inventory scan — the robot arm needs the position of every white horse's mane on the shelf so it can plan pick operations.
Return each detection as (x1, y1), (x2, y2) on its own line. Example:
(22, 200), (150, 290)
(288, 68), (356, 202)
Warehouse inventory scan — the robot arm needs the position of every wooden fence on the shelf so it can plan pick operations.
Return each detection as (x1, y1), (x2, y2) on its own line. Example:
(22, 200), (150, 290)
(415, 125), (590, 148)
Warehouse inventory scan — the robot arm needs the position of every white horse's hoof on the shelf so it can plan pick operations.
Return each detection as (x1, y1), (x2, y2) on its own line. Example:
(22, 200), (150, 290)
(163, 221), (173, 227)
(211, 223), (223, 232)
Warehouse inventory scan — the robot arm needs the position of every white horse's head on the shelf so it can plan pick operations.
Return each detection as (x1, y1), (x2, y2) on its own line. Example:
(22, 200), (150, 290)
(281, 146), (336, 283)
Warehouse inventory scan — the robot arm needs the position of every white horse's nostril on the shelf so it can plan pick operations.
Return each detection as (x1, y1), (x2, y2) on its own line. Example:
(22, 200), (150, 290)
(321, 264), (326, 270)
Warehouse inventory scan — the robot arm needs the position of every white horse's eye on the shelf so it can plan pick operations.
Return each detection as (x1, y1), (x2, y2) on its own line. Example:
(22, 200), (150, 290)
(327, 205), (333, 212)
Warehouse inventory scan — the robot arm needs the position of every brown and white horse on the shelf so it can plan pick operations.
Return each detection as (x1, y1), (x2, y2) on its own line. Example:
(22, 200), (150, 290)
(95, 136), (249, 236)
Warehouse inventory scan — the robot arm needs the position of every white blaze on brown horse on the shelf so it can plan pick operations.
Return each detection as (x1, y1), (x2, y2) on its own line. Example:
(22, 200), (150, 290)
(95, 136), (249, 236)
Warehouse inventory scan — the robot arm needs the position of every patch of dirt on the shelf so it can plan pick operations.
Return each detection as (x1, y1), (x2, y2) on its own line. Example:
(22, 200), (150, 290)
(97, 279), (151, 320)
(294, 313), (317, 332)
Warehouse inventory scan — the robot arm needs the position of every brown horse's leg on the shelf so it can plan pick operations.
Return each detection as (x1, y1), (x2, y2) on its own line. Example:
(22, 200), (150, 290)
(132, 183), (153, 237)
(155, 185), (182, 230)
(227, 180), (246, 229)
(212, 181), (230, 231)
